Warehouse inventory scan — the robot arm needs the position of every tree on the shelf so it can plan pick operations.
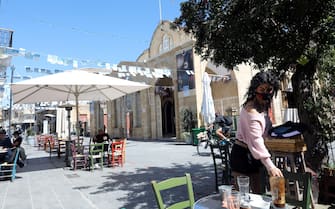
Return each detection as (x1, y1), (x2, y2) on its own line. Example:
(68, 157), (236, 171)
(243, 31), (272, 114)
(173, 0), (335, 171)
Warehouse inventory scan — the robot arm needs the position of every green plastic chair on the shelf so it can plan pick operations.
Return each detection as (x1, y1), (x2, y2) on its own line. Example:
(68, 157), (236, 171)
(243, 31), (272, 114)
(283, 171), (312, 209)
(151, 173), (195, 209)
(88, 143), (104, 170)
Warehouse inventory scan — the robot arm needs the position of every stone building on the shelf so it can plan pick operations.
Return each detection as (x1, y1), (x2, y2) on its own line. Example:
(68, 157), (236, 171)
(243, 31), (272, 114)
(104, 21), (285, 140)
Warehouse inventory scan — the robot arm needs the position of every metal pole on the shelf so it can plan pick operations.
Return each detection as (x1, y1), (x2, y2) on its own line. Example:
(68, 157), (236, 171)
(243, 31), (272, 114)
(8, 65), (14, 138)
(65, 106), (72, 167)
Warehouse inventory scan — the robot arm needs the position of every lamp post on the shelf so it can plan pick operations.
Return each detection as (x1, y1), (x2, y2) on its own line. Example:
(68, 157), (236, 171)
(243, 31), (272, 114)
(58, 103), (75, 167)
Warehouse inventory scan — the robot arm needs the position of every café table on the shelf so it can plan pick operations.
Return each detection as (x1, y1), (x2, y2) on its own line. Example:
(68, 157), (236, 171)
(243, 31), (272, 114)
(193, 193), (289, 209)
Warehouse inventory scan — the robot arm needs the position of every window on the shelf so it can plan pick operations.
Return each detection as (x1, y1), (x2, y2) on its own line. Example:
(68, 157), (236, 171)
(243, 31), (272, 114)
(159, 34), (174, 54)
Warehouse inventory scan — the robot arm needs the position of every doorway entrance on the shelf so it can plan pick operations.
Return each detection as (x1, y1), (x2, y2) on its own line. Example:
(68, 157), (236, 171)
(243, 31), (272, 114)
(162, 99), (175, 137)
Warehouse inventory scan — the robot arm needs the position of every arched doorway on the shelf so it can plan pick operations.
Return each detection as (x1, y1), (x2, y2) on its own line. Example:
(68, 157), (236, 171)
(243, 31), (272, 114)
(155, 76), (175, 137)
(162, 98), (175, 137)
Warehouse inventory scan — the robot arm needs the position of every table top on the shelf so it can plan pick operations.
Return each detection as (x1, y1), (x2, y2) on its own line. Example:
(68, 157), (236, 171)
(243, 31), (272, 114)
(193, 193), (276, 209)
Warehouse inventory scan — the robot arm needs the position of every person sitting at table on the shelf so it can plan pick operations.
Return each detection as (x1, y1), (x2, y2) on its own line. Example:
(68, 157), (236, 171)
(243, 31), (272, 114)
(230, 71), (283, 194)
(0, 128), (13, 163)
(8, 130), (27, 167)
(93, 129), (110, 152)
(214, 112), (232, 141)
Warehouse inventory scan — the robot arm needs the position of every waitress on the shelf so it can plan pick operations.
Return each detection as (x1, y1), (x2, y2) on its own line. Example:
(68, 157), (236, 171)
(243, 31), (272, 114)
(230, 71), (283, 194)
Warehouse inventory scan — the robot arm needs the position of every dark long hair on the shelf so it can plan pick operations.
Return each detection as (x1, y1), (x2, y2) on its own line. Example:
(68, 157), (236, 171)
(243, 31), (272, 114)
(243, 71), (280, 110)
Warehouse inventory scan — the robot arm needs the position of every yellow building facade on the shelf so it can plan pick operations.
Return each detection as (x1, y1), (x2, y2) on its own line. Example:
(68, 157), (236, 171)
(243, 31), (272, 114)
(104, 21), (284, 140)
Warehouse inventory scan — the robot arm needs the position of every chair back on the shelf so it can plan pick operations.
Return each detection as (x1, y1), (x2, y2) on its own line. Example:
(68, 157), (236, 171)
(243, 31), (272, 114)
(151, 173), (195, 209)
(89, 143), (104, 156)
(210, 143), (231, 190)
(112, 138), (127, 163)
(283, 171), (312, 209)
(75, 137), (84, 154)
(108, 140), (125, 167)
(111, 141), (124, 154)
(70, 142), (79, 157)
(88, 143), (104, 170)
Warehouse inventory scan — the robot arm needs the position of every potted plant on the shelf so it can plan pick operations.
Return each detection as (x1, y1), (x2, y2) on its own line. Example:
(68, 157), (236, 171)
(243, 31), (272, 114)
(180, 108), (196, 144)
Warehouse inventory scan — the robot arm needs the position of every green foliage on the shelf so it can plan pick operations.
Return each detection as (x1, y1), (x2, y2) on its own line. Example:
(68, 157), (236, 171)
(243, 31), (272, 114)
(181, 108), (196, 132)
(26, 128), (35, 136)
(174, 0), (335, 170)
(314, 47), (335, 163)
(174, 0), (335, 72)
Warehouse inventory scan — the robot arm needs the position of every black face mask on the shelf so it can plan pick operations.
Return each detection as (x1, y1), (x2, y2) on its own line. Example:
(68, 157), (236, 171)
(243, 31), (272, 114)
(256, 92), (273, 102)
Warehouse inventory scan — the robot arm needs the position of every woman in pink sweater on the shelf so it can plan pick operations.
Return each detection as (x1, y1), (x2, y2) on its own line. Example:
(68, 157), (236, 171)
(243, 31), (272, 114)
(230, 71), (283, 193)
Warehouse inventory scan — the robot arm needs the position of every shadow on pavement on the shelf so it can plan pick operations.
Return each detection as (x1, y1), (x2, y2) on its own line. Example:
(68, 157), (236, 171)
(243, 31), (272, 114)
(78, 163), (215, 209)
(18, 156), (66, 173)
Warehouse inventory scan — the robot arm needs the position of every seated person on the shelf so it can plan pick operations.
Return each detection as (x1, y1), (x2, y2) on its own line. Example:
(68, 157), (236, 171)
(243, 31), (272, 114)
(93, 129), (110, 152)
(0, 129), (13, 163)
(214, 114), (232, 141)
(215, 125), (231, 141)
(11, 131), (27, 166)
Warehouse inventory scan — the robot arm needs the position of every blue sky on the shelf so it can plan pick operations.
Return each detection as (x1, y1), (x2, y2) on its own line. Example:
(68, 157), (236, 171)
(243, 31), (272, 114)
(0, 0), (183, 81)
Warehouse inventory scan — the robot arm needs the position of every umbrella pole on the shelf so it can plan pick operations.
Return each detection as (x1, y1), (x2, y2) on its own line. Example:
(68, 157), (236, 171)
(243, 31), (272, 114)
(76, 95), (80, 142)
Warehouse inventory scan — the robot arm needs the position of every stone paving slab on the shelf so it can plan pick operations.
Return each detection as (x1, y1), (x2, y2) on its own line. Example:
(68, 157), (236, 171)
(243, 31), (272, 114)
(0, 138), (215, 209)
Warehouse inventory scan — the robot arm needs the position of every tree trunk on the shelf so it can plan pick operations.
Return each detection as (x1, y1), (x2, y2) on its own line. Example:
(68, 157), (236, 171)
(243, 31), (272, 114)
(291, 61), (327, 172)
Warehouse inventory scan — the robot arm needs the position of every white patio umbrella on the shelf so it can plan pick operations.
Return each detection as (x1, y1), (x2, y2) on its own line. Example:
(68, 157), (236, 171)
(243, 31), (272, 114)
(11, 69), (151, 165)
(200, 72), (216, 125)
(12, 69), (150, 123)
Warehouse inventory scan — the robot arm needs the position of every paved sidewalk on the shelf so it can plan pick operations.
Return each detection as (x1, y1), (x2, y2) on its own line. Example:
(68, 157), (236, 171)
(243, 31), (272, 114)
(0, 138), (216, 209)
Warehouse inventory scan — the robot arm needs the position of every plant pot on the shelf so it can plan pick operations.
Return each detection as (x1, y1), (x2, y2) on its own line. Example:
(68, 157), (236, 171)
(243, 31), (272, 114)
(181, 132), (192, 144)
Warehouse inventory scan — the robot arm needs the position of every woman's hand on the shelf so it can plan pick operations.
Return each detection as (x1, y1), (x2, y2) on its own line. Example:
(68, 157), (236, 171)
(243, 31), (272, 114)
(268, 167), (283, 177)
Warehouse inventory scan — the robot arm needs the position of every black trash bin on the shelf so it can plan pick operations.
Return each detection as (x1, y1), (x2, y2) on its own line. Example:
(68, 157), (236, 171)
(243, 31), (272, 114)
(191, 128), (206, 146)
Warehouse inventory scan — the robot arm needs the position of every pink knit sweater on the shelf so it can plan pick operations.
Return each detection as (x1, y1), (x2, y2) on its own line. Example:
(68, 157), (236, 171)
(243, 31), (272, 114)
(236, 108), (275, 171)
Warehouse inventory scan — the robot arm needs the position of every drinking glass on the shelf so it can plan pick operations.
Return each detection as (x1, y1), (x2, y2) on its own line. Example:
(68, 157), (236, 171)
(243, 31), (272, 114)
(237, 175), (250, 206)
(219, 185), (233, 208)
(269, 176), (286, 208)
(227, 190), (240, 209)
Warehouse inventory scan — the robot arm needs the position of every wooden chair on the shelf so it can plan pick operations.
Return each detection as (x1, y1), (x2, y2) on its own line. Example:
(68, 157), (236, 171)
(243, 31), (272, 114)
(113, 138), (127, 164)
(70, 143), (88, 170)
(36, 135), (43, 150)
(0, 148), (20, 181)
(88, 143), (104, 170)
(283, 171), (312, 209)
(57, 139), (66, 158)
(108, 140), (124, 167)
(210, 142), (232, 191)
(151, 173), (195, 209)
(75, 137), (84, 148)
(48, 136), (63, 158)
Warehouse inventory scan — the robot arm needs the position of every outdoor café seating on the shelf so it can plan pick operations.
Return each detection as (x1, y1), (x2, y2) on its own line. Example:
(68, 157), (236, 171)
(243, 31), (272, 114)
(283, 171), (312, 209)
(209, 142), (232, 192)
(108, 140), (125, 167)
(151, 173), (195, 209)
(70, 142), (88, 170)
(88, 142), (104, 170)
(0, 148), (20, 181)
